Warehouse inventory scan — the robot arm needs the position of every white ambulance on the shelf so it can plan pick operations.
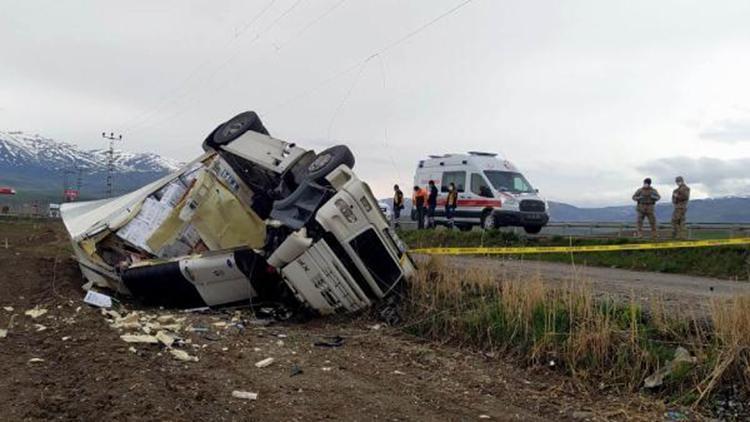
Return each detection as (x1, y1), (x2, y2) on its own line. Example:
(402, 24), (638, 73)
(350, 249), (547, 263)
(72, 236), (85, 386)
(412, 152), (549, 233)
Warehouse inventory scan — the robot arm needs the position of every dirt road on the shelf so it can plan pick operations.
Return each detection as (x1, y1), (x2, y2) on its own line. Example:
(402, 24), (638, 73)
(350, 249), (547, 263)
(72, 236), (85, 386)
(0, 219), (671, 421)
(435, 255), (750, 314)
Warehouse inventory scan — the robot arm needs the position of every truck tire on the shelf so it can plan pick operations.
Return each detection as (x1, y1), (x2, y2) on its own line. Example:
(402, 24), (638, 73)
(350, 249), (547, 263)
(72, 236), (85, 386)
(481, 210), (497, 230)
(205, 111), (270, 150)
(304, 145), (355, 182)
(523, 225), (543, 234)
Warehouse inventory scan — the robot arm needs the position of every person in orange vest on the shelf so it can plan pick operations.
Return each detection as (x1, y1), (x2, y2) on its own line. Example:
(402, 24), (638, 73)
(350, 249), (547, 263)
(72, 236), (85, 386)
(412, 185), (428, 229)
(446, 182), (458, 228)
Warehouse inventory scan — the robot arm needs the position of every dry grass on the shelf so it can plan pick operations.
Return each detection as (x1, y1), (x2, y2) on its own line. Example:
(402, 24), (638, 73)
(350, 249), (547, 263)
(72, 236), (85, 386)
(403, 256), (750, 407)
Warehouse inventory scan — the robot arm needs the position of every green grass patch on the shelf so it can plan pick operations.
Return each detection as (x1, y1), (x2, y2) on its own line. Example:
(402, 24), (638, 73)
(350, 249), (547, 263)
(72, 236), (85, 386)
(400, 229), (750, 280)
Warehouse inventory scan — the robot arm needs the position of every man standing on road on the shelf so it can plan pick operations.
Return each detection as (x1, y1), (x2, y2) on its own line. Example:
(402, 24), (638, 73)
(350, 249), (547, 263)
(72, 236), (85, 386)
(632, 177), (661, 238)
(413, 185), (427, 230)
(393, 184), (404, 228)
(427, 180), (438, 229)
(671, 176), (691, 239)
(446, 182), (458, 229)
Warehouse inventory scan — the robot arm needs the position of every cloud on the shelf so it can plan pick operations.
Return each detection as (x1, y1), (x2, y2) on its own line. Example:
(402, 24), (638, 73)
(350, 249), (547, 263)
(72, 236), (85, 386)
(699, 118), (750, 143)
(637, 156), (750, 197)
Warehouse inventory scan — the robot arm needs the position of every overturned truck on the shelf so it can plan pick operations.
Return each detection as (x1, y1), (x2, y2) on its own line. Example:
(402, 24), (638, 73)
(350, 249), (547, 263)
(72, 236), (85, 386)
(61, 111), (415, 315)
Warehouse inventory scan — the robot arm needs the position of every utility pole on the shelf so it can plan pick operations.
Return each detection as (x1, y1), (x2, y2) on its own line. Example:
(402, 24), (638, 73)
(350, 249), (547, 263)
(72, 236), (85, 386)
(102, 132), (123, 197)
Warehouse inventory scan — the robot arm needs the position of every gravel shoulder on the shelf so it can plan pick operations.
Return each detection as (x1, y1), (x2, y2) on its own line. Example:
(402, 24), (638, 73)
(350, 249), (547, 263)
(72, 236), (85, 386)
(431, 255), (750, 314)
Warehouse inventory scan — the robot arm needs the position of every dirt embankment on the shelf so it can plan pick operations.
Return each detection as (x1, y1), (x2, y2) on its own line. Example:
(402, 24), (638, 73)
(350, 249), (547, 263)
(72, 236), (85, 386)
(0, 220), (670, 421)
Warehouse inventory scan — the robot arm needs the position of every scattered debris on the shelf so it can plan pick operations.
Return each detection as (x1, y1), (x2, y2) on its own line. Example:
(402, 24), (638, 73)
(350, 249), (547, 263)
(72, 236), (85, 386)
(170, 349), (199, 362)
(644, 347), (697, 388)
(24, 307), (48, 319)
(393, 370), (406, 375)
(83, 290), (113, 308)
(290, 364), (303, 377)
(368, 323), (384, 330)
(61, 336), (71, 341)
(28, 358), (45, 363)
(314, 336), (345, 348)
(155, 330), (176, 347)
(128, 346), (137, 354)
(231, 390), (258, 400)
(664, 410), (688, 421)
(479, 415), (491, 420)
(3, 306), (13, 312)
(0, 329), (7, 339)
(34, 324), (47, 332)
(120, 334), (159, 344)
(572, 411), (594, 420)
(321, 367), (333, 372)
(255, 357), (275, 368)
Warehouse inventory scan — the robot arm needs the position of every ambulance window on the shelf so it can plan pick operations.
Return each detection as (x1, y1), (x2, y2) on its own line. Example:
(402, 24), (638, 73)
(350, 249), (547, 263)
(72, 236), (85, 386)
(441, 171), (465, 192)
(471, 174), (493, 198)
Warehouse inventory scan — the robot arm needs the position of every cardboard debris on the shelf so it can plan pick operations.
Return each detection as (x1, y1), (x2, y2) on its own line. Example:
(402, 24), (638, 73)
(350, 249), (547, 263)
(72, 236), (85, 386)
(255, 357), (275, 368)
(101, 309), (121, 320)
(644, 347), (697, 388)
(156, 330), (175, 348)
(120, 334), (159, 344)
(156, 314), (175, 323)
(170, 349), (199, 362)
(83, 290), (113, 308)
(24, 307), (48, 319)
(231, 390), (258, 400)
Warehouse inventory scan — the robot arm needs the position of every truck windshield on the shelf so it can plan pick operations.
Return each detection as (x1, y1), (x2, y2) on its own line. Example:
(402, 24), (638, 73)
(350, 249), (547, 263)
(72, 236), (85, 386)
(484, 171), (535, 193)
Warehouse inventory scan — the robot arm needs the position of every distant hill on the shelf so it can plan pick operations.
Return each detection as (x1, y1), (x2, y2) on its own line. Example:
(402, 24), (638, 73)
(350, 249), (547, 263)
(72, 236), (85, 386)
(549, 197), (750, 223)
(0, 131), (181, 204)
(379, 196), (750, 224)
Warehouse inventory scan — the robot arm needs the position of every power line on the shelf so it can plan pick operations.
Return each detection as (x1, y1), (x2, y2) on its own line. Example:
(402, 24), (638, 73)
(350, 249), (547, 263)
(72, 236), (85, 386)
(126, 0), (307, 135)
(118, 0), (280, 133)
(327, 58), (371, 139)
(269, 0), (477, 112)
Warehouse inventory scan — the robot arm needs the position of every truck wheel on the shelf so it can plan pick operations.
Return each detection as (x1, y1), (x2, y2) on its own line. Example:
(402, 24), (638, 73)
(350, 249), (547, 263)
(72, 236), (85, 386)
(305, 145), (355, 182)
(211, 111), (269, 147)
(481, 211), (497, 230)
(524, 225), (543, 234)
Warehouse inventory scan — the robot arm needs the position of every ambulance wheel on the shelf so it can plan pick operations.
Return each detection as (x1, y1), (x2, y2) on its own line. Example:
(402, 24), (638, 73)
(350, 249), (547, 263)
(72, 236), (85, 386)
(481, 211), (497, 230)
(305, 145), (355, 182)
(524, 225), (543, 234)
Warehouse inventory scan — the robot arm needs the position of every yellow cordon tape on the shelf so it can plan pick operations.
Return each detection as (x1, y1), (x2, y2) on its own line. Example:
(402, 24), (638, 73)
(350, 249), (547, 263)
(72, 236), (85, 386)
(411, 237), (750, 255)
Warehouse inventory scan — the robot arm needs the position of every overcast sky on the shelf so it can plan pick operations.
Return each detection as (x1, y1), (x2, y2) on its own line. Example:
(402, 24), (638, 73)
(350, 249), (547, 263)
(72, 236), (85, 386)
(2, 0), (750, 206)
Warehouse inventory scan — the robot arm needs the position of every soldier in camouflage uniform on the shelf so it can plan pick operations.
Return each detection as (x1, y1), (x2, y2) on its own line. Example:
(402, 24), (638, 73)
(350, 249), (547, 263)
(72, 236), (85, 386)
(671, 176), (690, 239)
(632, 178), (661, 238)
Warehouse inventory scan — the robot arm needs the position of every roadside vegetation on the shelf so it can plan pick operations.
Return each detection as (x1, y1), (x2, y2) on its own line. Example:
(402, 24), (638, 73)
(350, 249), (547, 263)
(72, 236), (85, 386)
(399, 229), (750, 281)
(402, 257), (750, 415)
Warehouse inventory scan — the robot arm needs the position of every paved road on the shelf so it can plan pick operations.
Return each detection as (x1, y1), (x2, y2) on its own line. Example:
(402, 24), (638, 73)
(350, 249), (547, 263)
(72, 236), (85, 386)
(431, 255), (750, 315)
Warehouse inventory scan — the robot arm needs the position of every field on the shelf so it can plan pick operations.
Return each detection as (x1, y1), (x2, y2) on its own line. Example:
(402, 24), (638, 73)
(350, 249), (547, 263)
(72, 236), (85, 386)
(1, 219), (745, 420)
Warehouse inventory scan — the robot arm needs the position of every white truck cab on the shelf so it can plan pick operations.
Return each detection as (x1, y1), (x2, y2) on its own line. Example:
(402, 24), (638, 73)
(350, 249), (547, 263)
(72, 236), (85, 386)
(412, 151), (549, 233)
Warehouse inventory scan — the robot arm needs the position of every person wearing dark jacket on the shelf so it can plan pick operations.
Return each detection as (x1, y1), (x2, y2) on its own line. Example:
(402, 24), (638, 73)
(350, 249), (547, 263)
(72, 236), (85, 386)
(393, 184), (404, 228)
(427, 180), (438, 229)
(445, 182), (458, 228)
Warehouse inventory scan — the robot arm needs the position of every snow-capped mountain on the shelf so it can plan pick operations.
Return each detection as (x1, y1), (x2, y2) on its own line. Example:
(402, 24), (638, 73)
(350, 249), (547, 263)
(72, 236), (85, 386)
(0, 130), (182, 201)
(0, 131), (181, 173)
